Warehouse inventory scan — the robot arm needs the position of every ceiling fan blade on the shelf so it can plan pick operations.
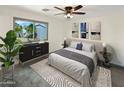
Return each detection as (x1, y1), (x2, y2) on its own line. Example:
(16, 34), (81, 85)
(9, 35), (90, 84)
(73, 12), (86, 15)
(74, 5), (83, 11)
(54, 13), (65, 15)
(54, 6), (65, 11)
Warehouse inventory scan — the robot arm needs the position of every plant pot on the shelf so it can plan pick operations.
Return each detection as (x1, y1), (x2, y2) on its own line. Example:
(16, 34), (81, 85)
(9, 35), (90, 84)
(1, 63), (14, 81)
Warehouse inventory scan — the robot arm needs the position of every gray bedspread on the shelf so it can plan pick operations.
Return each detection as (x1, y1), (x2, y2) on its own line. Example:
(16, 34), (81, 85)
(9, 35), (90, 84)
(54, 49), (94, 76)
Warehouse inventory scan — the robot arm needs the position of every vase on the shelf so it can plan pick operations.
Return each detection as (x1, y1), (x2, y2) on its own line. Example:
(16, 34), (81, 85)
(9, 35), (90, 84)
(1, 64), (14, 82)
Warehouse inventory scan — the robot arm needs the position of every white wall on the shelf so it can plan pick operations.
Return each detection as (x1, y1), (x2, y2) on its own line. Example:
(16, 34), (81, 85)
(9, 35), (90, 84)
(65, 14), (124, 67)
(0, 6), (66, 52)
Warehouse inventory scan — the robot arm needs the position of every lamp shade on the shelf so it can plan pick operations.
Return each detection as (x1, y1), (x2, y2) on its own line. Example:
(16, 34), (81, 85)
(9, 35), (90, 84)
(64, 37), (67, 40)
(64, 14), (73, 18)
(103, 42), (107, 47)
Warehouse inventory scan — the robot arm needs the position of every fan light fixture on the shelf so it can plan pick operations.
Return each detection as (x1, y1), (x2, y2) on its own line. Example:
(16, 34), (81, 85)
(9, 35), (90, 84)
(64, 13), (73, 18)
(54, 5), (85, 19)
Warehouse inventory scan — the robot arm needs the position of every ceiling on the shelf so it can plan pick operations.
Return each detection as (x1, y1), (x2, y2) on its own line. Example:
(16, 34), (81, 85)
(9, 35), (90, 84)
(16, 5), (124, 20)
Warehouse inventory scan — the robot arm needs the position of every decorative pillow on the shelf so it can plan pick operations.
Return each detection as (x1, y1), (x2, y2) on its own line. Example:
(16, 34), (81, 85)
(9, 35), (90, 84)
(76, 43), (83, 50)
(82, 42), (94, 52)
(70, 41), (80, 48)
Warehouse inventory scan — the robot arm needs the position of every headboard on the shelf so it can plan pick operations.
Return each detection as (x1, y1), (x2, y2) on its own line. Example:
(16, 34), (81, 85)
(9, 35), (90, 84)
(66, 38), (104, 52)
(66, 38), (106, 62)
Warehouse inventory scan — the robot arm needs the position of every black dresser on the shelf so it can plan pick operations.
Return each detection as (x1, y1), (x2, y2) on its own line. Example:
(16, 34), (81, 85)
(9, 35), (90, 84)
(19, 42), (49, 63)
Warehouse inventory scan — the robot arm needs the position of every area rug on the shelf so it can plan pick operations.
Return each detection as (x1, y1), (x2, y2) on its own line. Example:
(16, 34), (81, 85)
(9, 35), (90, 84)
(30, 59), (111, 87)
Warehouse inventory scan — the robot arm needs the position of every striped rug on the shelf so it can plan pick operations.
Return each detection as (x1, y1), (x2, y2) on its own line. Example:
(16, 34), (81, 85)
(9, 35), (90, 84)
(30, 59), (111, 87)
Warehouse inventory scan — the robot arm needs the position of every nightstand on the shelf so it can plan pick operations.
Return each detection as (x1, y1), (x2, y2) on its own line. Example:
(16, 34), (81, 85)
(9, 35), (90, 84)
(99, 51), (112, 68)
(61, 39), (69, 48)
(61, 43), (68, 48)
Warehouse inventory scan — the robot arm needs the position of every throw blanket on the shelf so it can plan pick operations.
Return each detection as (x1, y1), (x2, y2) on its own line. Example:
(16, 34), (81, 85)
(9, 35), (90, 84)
(54, 49), (94, 76)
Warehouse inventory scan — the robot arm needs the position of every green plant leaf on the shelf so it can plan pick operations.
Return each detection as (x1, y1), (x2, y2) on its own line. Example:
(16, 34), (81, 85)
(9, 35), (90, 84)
(11, 45), (22, 57)
(0, 30), (22, 69)
(0, 57), (6, 62)
(15, 39), (23, 45)
(4, 30), (17, 50)
(0, 44), (3, 47)
(0, 36), (5, 43)
(4, 61), (12, 69)
(0, 50), (6, 56)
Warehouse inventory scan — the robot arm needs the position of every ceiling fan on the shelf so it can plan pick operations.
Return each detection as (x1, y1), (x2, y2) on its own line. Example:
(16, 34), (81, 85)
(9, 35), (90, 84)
(54, 5), (86, 18)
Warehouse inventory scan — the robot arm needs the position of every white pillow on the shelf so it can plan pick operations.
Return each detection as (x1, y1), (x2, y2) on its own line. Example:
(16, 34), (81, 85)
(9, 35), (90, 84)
(82, 42), (94, 52)
(70, 41), (80, 48)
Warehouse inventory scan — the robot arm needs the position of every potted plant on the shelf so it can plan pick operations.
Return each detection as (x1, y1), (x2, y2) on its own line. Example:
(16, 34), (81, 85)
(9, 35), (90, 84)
(0, 30), (22, 81)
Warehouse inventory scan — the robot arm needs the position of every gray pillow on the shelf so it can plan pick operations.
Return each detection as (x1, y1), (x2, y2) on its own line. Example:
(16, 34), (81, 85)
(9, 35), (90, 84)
(82, 42), (94, 52)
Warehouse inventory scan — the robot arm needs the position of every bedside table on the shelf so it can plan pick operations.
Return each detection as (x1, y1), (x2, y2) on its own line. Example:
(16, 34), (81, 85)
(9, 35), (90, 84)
(61, 44), (68, 48)
(99, 51), (112, 68)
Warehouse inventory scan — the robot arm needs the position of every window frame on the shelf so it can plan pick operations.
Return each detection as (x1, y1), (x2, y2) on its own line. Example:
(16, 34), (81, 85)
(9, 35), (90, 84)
(13, 17), (48, 41)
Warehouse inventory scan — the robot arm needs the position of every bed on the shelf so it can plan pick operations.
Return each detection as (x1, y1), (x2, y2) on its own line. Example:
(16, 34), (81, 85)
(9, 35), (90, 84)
(48, 41), (98, 87)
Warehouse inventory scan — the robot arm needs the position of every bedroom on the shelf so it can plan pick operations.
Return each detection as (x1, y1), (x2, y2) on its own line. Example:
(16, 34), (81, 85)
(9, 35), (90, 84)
(0, 3), (124, 88)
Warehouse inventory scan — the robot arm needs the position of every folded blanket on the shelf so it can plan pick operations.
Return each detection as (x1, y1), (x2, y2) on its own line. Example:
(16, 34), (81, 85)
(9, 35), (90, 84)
(54, 49), (94, 76)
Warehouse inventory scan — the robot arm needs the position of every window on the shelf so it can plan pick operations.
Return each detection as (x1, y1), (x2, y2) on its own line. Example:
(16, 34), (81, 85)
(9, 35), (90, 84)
(35, 22), (48, 41)
(13, 17), (48, 41)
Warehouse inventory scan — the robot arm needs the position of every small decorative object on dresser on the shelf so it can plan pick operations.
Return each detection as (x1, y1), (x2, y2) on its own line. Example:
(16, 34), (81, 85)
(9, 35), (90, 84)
(100, 43), (112, 68)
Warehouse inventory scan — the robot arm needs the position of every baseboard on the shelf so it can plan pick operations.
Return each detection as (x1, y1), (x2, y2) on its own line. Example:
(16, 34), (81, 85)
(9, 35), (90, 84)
(110, 63), (124, 69)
